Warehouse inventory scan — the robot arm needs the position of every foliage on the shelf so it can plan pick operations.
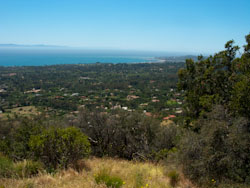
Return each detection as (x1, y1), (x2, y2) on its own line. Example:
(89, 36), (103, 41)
(166, 170), (180, 187)
(74, 109), (178, 160)
(0, 154), (15, 178)
(0, 153), (43, 178)
(177, 33), (250, 187)
(152, 147), (177, 162)
(14, 160), (43, 178)
(0, 118), (44, 160)
(178, 106), (250, 186)
(178, 35), (250, 121)
(29, 126), (91, 170)
(230, 74), (250, 118)
(94, 169), (124, 188)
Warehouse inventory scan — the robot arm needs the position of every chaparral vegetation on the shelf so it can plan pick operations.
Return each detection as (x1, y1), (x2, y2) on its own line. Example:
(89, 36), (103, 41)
(0, 33), (250, 188)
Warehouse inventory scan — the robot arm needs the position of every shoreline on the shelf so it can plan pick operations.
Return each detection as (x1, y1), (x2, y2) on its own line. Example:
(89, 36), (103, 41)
(0, 58), (168, 67)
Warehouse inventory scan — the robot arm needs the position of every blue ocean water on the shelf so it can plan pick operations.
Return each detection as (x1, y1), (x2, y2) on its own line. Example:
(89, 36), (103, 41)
(0, 48), (160, 66)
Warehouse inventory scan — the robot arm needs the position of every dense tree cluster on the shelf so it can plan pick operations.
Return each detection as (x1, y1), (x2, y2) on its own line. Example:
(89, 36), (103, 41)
(71, 109), (178, 160)
(178, 34), (250, 121)
(177, 34), (250, 186)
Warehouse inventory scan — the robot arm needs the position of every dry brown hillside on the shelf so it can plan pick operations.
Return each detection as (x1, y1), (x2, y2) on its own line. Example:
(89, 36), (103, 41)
(0, 158), (195, 188)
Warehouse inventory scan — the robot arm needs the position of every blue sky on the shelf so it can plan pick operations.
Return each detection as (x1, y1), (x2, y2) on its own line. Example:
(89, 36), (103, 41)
(0, 0), (250, 54)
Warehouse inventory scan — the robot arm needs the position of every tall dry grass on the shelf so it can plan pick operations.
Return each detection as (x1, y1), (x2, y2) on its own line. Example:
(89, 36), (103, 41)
(0, 158), (194, 188)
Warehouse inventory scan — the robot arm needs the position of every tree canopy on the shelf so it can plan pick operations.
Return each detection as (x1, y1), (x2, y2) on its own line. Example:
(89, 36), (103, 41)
(178, 33), (250, 122)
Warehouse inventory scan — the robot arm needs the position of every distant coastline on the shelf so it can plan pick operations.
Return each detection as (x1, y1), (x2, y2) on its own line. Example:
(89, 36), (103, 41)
(0, 46), (197, 66)
(0, 48), (172, 67)
(0, 54), (160, 67)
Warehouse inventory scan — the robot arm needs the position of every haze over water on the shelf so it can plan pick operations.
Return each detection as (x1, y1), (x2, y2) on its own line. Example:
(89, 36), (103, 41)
(0, 47), (179, 66)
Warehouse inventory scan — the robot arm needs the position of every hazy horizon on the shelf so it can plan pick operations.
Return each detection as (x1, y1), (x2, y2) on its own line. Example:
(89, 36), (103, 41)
(0, 43), (200, 57)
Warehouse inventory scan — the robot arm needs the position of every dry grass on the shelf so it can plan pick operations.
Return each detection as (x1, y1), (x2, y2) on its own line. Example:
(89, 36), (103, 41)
(0, 158), (194, 188)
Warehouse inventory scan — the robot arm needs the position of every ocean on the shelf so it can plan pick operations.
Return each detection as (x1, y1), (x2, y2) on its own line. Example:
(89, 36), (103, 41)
(0, 48), (161, 66)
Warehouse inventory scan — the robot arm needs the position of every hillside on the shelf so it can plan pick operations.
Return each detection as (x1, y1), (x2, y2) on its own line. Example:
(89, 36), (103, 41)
(0, 158), (194, 188)
(0, 34), (250, 188)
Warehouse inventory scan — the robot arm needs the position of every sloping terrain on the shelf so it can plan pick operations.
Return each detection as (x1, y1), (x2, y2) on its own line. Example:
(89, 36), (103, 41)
(0, 158), (194, 188)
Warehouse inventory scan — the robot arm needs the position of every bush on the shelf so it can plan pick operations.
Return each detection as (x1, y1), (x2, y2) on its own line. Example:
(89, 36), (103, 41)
(29, 127), (91, 170)
(0, 154), (15, 178)
(178, 107), (250, 186)
(0, 119), (44, 160)
(14, 160), (44, 178)
(0, 153), (43, 178)
(94, 169), (124, 188)
(167, 170), (180, 187)
(75, 109), (177, 160)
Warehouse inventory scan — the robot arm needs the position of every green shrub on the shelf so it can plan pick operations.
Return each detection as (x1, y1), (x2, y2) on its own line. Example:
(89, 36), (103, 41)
(75, 109), (177, 160)
(0, 154), (15, 178)
(1, 119), (44, 160)
(94, 169), (123, 188)
(179, 107), (250, 186)
(167, 170), (180, 187)
(0, 154), (44, 178)
(29, 126), (91, 170)
(152, 147), (178, 162)
(0, 141), (9, 156)
(14, 160), (44, 178)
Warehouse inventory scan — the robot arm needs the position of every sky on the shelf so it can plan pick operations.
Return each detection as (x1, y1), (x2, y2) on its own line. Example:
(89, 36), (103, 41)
(0, 0), (250, 54)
